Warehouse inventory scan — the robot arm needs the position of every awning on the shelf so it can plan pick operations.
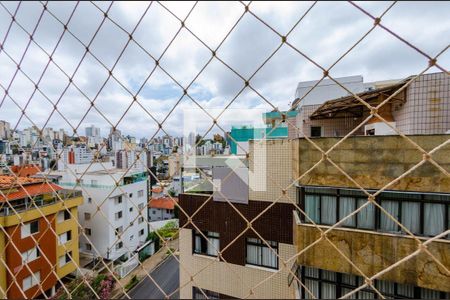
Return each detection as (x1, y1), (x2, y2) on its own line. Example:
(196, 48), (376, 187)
(309, 78), (410, 120)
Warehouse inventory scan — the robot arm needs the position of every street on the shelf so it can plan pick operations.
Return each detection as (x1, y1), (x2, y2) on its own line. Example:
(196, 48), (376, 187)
(128, 255), (179, 299)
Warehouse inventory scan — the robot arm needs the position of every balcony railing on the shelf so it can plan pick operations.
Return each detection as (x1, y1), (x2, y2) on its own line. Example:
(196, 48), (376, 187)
(0, 190), (82, 216)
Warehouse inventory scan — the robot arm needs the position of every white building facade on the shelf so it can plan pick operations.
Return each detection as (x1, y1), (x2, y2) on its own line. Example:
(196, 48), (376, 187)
(46, 162), (149, 262)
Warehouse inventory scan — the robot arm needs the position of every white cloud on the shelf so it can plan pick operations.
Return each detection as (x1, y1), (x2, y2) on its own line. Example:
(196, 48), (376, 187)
(0, 1), (448, 139)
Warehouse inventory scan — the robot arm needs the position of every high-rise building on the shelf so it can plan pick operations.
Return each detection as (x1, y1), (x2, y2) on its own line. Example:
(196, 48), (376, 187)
(85, 125), (100, 138)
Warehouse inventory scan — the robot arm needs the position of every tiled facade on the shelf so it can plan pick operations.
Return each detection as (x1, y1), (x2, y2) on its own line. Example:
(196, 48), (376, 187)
(393, 72), (450, 135)
(179, 228), (296, 299)
(248, 139), (296, 203)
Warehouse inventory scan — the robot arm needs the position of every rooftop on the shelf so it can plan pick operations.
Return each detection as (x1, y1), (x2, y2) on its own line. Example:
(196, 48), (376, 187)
(0, 175), (63, 202)
(149, 197), (178, 210)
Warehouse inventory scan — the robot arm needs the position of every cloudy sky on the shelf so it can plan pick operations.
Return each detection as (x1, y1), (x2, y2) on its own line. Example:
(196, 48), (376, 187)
(0, 1), (448, 140)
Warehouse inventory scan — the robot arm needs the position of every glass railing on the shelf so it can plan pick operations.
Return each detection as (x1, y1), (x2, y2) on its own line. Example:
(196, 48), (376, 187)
(0, 190), (82, 216)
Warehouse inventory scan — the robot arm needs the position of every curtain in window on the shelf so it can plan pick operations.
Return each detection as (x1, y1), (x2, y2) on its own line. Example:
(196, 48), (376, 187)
(377, 280), (395, 295)
(261, 246), (277, 268)
(423, 203), (445, 236)
(358, 291), (375, 299)
(207, 237), (219, 256)
(194, 236), (202, 253)
(357, 199), (375, 229)
(341, 288), (357, 299)
(397, 283), (415, 298)
(421, 288), (441, 299)
(246, 243), (259, 265)
(380, 200), (399, 232)
(401, 202), (420, 234)
(321, 283), (336, 299)
(305, 195), (320, 223)
(305, 279), (319, 299)
(339, 197), (355, 227)
(321, 195), (337, 225)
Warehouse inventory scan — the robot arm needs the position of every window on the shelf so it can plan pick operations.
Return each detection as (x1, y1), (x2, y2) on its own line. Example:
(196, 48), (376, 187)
(138, 203), (144, 210)
(88, 197), (92, 203)
(166, 209), (171, 214)
(59, 251), (72, 267)
(129, 207), (133, 212)
(299, 187), (450, 239)
(85, 228), (92, 236)
(380, 200), (399, 232)
(152, 210), (156, 215)
(59, 231), (72, 244)
(115, 196), (123, 204)
(339, 197), (355, 227)
(115, 226), (123, 236)
(130, 221), (134, 226)
(138, 217), (144, 224)
(192, 287), (220, 299)
(193, 230), (219, 257)
(129, 193), (133, 198)
(357, 199), (375, 229)
(86, 243), (92, 251)
(138, 190), (144, 197)
(58, 210), (71, 223)
(22, 247), (40, 264)
(139, 229), (145, 236)
(116, 242), (123, 250)
(311, 126), (322, 137)
(423, 203), (445, 236)
(84, 213), (91, 221)
(130, 235), (134, 241)
(21, 220), (39, 238)
(91, 180), (98, 185)
(115, 211), (123, 220)
(22, 271), (40, 291)
(246, 238), (278, 269)
(300, 266), (448, 299)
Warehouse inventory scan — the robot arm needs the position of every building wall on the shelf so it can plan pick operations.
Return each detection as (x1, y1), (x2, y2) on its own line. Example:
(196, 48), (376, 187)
(248, 139), (296, 203)
(78, 179), (148, 260)
(55, 206), (79, 279)
(179, 193), (296, 298)
(148, 208), (174, 221)
(179, 229), (297, 299)
(294, 219), (450, 292)
(0, 195), (82, 299)
(5, 215), (57, 299)
(293, 104), (365, 139)
(394, 72), (450, 135)
(296, 135), (450, 193)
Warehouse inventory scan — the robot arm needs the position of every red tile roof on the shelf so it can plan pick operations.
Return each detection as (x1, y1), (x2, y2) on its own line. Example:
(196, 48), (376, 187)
(148, 197), (177, 210)
(0, 175), (62, 202)
(0, 175), (43, 189)
(10, 165), (42, 177)
(152, 187), (163, 194)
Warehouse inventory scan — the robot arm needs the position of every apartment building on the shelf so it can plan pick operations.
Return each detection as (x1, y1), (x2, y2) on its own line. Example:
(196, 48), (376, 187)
(289, 72), (449, 138)
(292, 134), (450, 299)
(43, 162), (149, 263)
(0, 176), (82, 299)
(148, 196), (177, 221)
(179, 142), (298, 299)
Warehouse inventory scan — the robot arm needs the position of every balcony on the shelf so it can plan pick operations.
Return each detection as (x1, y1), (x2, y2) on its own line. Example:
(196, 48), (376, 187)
(0, 190), (82, 216)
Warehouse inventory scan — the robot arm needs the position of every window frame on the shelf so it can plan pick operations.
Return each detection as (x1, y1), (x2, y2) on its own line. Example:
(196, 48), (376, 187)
(245, 237), (279, 270)
(299, 186), (450, 239)
(310, 126), (322, 137)
(192, 230), (220, 257)
(299, 266), (448, 299)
